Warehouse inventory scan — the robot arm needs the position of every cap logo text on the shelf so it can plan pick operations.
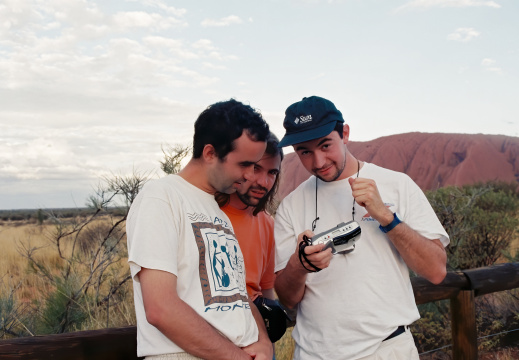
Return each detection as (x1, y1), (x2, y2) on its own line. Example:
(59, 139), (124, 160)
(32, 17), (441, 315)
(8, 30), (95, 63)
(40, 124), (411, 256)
(295, 115), (312, 125)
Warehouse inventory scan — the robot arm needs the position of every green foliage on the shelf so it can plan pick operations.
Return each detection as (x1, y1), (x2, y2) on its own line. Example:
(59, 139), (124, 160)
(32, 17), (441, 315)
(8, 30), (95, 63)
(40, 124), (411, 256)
(35, 276), (88, 334)
(412, 301), (451, 353)
(419, 181), (519, 355)
(0, 280), (18, 338)
(160, 144), (191, 175)
(426, 181), (519, 271)
(37, 209), (45, 225)
(0, 279), (31, 338)
(13, 170), (152, 337)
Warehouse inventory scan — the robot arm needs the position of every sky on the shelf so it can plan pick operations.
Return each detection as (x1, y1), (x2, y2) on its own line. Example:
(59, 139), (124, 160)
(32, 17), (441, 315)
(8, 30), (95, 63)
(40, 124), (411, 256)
(0, 0), (518, 210)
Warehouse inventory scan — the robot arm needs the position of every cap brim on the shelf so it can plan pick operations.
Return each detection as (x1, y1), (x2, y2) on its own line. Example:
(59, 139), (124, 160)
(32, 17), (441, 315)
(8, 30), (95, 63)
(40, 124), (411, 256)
(278, 121), (337, 148)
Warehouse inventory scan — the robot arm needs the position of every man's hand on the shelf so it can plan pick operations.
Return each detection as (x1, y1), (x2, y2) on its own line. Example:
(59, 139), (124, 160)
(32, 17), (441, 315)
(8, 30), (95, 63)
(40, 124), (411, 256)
(274, 229), (333, 309)
(242, 337), (273, 360)
(349, 177), (393, 225)
(349, 177), (447, 284)
(297, 230), (333, 272)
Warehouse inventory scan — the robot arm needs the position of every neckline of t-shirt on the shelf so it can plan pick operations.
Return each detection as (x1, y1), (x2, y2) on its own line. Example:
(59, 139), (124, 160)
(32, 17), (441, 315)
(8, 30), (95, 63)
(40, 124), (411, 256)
(223, 203), (256, 218)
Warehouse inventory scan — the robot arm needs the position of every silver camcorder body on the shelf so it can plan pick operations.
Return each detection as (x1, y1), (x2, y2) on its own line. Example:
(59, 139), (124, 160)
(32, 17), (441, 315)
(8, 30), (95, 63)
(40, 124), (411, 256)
(310, 220), (361, 254)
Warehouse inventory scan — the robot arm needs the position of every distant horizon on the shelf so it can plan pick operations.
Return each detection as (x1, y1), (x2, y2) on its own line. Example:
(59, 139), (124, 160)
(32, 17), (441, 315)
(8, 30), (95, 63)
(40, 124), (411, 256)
(2, 131), (518, 211)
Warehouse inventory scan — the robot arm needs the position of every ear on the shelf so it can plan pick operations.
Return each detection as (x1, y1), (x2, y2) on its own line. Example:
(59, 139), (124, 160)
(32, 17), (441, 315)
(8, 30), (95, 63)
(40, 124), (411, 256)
(202, 144), (217, 163)
(342, 124), (350, 144)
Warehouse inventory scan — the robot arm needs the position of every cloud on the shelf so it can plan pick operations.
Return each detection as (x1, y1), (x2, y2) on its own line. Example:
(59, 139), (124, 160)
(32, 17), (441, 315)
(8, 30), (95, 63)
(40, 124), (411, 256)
(310, 73), (326, 80)
(202, 62), (227, 70)
(0, 121), (188, 183)
(0, 1), (242, 206)
(112, 11), (185, 31)
(143, 36), (199, 59)
(201, 15), (243, 27)
(129, 0), (187, 17)
(192, 39), (239, 61)
(447, 28), (480, 42)
(0, 2), (236, 100)
(396, 0), (501, 12)
(0, 1), (237, 210)
(481, 58), (503, 74)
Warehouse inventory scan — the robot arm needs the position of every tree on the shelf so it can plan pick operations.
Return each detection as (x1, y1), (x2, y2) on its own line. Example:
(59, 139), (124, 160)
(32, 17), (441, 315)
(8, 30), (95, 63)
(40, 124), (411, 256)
(426, 181), (519, 271)
(0, 277), (32, 338)
(17, 170), (152, 334)
(160, 144), (191, 175)
(3, 144), (192, 337)
(416, 181), (519, 355)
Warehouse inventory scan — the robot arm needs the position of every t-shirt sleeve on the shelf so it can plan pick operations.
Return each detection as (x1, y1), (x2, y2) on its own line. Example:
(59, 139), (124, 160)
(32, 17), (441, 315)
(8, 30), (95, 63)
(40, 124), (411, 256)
(403, 177), (450, 247)
(127, 184), (180, 281)
(274, 199), (298, 273)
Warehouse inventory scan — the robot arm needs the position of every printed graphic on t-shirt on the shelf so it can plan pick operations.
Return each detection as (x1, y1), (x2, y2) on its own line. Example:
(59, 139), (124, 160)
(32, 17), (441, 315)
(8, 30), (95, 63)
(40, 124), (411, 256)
(191, 221), (248, 306)
(187, 212), (211, 223)
(361, 203), (394, 221)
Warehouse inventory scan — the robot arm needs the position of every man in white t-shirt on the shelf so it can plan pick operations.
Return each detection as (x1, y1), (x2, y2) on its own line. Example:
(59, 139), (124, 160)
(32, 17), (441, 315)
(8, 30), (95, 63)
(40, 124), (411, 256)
(274, 96), (449, 360)
(127, 99), (273, 360)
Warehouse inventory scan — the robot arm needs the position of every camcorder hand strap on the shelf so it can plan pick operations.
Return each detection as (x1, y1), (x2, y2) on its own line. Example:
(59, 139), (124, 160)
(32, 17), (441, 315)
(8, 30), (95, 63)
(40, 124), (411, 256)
(298, 236), (322, 272)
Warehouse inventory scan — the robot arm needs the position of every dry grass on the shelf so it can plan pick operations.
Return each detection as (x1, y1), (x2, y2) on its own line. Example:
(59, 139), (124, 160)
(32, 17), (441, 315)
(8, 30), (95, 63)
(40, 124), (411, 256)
(480, 347), (519, 359)
(2, 219), (517, 356)
(275, 327), (295, 360)
(0, 218), (135, 331)
(0, 223), (57, 302)
(276, 331), (519, 360)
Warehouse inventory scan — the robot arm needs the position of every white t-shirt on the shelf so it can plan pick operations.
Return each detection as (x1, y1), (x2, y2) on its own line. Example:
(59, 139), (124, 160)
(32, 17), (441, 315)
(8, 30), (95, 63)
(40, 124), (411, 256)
(275, 163), (449, 360)
(127, 175), (258, 357)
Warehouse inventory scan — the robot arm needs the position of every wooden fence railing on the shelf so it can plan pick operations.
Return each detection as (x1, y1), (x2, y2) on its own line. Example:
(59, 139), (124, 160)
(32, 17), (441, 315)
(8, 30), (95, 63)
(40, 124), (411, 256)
(412, 262), (519, 359)
(1, 263), (518, 360)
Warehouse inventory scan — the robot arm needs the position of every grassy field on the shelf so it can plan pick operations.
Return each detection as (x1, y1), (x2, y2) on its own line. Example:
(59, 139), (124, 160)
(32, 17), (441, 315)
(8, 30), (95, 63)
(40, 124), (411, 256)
(1, 218), (517, 359)
(0, 216), (136, 335)
(0, 221), (56, 301)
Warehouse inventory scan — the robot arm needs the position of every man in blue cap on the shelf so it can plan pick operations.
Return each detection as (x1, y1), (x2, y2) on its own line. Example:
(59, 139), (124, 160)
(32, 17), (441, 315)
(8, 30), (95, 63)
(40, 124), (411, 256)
(274, 96), (450, 360)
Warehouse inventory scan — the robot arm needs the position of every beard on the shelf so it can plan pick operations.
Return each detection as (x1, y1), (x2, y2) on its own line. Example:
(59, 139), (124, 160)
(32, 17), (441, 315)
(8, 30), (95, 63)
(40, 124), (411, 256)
(236, 185), (269, 207)
(314, 157), (346, 182)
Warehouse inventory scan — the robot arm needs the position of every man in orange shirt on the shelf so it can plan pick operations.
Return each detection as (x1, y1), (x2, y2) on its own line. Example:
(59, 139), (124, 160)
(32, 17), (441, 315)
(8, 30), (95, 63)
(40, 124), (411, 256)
(216, 133), (285, 343)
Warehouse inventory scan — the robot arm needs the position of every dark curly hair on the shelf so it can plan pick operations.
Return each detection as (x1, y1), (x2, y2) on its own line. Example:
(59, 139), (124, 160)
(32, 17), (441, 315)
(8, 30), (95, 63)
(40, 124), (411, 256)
(192, 99), (269, 160)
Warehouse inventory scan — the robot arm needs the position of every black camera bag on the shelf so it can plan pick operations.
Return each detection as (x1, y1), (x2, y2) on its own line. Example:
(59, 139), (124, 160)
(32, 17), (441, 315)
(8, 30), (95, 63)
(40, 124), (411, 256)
(253, 296), (289, 343)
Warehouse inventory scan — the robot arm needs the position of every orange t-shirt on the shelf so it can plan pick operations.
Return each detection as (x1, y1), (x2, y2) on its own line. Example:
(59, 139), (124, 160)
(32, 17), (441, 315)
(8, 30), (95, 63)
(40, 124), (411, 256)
(222, 204), (276, 301)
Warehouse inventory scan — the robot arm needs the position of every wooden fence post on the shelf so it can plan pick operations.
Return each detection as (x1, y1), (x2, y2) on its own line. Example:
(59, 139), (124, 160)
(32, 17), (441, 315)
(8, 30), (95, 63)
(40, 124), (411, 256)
(450, 290), (477, 360)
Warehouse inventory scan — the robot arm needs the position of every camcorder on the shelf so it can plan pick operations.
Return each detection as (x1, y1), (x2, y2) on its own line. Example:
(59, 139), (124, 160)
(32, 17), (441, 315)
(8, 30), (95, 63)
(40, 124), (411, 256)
(310, 220), (361, 254)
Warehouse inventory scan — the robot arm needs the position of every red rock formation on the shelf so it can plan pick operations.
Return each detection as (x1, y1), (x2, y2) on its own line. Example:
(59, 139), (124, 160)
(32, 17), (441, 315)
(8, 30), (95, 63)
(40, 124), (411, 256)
(277, 133), (519, 201)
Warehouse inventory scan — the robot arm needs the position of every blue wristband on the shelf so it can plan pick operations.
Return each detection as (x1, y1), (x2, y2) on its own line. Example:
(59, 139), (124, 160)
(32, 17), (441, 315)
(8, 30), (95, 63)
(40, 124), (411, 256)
(379, 213), (401, 233)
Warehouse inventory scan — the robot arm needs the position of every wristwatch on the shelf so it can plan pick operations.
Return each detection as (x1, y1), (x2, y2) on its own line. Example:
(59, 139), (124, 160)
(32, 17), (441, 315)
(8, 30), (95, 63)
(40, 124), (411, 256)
(379, 213), (401, 233)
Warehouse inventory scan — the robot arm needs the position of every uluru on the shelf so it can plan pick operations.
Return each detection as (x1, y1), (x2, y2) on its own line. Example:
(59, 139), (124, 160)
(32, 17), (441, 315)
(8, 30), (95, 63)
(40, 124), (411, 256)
(277, 132), (519, 201)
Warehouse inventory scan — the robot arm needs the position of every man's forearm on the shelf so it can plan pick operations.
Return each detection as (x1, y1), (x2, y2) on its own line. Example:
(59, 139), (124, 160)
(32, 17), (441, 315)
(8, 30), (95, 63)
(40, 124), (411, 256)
(242, 299), (273, 360)
(151, 296), (252, 360)
(274, 253), (308, 308)
(385, 222), (447, 284)
(140, 269), (252, 360)
(261, 288), (276, 300)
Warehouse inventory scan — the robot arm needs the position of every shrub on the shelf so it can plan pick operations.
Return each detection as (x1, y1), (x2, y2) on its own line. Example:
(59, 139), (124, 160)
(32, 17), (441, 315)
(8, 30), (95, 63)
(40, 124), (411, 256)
(13, 170), (151, 336)
(418, 181), (519, 355)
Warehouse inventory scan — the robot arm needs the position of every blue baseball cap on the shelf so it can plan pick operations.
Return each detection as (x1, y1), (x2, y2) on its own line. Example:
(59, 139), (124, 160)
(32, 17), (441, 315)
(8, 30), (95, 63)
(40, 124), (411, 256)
(278, 96), (344, 148)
